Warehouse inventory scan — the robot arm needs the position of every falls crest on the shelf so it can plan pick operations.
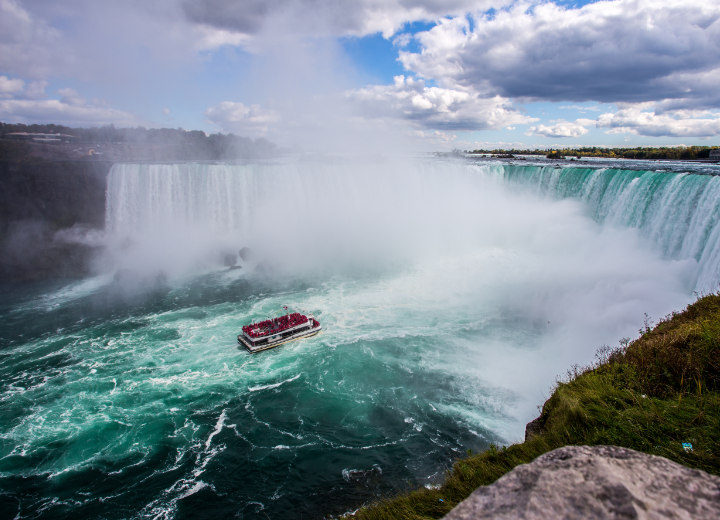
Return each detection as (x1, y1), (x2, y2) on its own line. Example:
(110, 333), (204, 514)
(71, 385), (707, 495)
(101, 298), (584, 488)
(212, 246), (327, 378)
(105, 160), (720, 290)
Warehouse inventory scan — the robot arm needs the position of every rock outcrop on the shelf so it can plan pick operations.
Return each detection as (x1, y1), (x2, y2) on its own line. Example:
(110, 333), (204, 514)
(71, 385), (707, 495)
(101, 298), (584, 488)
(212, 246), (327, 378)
(0, 159), (110, 282)
(523, 414), (546, 441)
(443, 445), (720, 519)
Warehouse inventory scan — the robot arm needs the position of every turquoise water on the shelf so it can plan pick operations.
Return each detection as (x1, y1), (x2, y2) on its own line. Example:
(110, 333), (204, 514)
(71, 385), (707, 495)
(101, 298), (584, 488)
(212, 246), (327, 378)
(1, 158), (716, 518)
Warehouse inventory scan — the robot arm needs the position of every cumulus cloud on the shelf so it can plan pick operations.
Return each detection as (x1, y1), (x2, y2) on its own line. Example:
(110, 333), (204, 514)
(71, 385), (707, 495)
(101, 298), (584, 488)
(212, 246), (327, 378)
(559, 105), (602, 113)
(350, 75), (536, 131)
(1, 1), (206, 87)
(0, 0), (70, 79)
(5, 0), (720, 143)
(0, 49), (139, 127)
(0, 75), (24, 98)
(0, 98), (139, 126)
(400, 0), (720, 107)
(205, 101), (279, 137)
(527, 119), (592, 138)
(597, 105), (720, 138)
(0, 76), (48, 100)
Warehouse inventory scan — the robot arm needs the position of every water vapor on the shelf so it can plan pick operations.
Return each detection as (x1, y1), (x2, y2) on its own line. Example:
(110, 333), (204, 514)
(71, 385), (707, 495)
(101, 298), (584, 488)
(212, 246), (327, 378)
(209, 6), (424, 155)
(101, 158), (697, 442)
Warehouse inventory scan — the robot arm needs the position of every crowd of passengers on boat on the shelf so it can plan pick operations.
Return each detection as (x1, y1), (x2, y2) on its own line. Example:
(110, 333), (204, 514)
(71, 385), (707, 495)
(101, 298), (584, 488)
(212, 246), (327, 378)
(242, 313), (310, 338)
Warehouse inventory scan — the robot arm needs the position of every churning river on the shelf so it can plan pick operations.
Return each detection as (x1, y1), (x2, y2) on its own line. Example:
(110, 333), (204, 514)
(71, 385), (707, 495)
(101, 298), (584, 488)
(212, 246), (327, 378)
(2, 156), (720, 519)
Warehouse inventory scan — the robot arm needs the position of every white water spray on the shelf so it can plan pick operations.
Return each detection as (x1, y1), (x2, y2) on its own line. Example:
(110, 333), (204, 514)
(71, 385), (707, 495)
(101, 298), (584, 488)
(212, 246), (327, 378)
(102, 157), (706, 435)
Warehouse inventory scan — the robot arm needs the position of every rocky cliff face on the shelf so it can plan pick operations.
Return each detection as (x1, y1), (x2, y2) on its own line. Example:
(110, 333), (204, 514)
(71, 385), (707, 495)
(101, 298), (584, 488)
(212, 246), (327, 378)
(0, 159), (110, 283)
(443, 445), (720, 520)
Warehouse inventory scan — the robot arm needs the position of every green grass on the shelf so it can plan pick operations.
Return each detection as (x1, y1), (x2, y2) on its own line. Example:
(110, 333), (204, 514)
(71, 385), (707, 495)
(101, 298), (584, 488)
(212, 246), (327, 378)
(352, 294), (720, 519)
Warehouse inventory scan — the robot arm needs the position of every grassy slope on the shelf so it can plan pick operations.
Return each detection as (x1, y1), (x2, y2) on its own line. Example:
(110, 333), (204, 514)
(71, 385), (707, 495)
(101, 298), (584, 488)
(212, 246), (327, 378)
(353, 294), (720, 519)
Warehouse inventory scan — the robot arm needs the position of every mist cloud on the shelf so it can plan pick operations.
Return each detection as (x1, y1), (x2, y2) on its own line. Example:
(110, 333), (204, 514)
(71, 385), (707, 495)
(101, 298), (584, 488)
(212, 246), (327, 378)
(205, 101), (279, 137)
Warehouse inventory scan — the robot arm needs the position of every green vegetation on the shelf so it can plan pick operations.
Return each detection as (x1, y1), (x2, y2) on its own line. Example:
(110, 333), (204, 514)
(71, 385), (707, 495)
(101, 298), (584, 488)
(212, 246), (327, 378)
(352, 294), (720, 519)
(468, 146), (719, 161)
(0, 122), (276, 161)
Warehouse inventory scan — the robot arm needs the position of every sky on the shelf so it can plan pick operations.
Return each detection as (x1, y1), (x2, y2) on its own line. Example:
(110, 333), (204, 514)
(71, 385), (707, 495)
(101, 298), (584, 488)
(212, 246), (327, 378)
(1, 0), (720, 151)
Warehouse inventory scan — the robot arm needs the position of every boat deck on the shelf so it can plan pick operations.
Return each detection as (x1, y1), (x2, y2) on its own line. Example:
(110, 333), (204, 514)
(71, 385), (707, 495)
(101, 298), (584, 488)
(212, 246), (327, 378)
(238, 312), (321, 353)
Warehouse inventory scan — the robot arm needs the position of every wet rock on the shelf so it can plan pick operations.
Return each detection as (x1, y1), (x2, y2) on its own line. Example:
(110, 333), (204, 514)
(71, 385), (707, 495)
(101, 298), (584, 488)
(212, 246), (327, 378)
(0, 219), (101, 283)
(343, 465), (383, 486)
(443, 445), (720, 520)
(0, 159), (109, 283)
(524, 414), (546, 441)
(222, 251), (237, 267)
(238, 246), (253, 262)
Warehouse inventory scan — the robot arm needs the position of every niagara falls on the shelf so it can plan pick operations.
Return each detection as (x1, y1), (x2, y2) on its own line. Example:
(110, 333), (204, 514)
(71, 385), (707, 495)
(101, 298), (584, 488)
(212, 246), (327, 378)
(2, 154), (719, 518)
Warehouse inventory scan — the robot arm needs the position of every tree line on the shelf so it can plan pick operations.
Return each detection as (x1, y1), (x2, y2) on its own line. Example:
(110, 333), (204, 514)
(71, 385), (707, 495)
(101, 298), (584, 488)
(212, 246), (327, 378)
(0, 122), (277, 161)
(468, 146), (719, 161)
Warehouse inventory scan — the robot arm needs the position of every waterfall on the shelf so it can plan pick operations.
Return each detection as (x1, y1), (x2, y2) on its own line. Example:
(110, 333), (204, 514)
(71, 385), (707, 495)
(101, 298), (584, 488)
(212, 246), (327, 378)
(104, 158), (499, 275)
(105, 160), (720, 290)
(489, 164), (720, 291)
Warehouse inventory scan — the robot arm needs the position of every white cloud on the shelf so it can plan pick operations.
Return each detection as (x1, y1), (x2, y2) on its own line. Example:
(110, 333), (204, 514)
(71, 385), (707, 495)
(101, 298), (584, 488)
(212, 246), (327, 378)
(527, 119), (592, 138)
(193, 24), (251, 50)
(58, 88), (85, 106)
(559, 105), (602, 113)
(0, 0), (69, 78)
(23, 80), (47, 99)
(392, 32), (412, 48)
(4, 0), (719, 145)
(413, 128), (457, 144)
(350, 75), (536, 131)
(597, 106), (720, 137)
(399, 0), (720, 107)
(0, 98), (139, 126)
(205, 101), (279, 137)
(0, 1), (204, 87)
(0, 75), (24, 98)
(0, 75), (47, 100)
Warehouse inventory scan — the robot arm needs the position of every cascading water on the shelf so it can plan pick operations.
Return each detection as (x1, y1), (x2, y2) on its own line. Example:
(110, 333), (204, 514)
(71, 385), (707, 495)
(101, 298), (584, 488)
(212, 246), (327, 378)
(1, 157), (718, 519)
(487, 162), (720, 291)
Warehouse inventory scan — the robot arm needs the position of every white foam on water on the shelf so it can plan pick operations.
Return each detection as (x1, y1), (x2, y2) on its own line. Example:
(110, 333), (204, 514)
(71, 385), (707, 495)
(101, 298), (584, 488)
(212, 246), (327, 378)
(248, 373), (301, 392)
(37, 274), (114, 310)
(204, 409), (227, 450)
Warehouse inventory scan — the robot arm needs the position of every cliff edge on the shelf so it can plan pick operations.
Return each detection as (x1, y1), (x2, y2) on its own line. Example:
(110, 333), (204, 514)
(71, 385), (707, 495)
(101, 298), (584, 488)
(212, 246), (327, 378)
(0, 159), (110, 283)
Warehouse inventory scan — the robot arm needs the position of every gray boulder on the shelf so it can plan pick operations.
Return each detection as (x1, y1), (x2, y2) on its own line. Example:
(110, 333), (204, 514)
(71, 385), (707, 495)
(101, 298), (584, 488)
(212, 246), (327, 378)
(443, 445), (720, 519)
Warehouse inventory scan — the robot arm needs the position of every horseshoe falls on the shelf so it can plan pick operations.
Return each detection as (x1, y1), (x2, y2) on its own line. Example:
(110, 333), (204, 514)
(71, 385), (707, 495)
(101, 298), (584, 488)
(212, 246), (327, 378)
(1, 157), (719, 519)
(493, 162), (720, 289)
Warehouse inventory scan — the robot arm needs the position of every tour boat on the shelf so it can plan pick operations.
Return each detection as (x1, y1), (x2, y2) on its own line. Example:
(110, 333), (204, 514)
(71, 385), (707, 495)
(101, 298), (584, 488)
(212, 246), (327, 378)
(238, 311), (322, 353)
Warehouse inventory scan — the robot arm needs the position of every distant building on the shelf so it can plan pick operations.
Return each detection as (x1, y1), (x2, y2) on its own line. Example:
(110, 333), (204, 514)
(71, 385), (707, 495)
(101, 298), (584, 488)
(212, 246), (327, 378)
(4, 132), (75, 143)
(710, 149), (720, 162)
